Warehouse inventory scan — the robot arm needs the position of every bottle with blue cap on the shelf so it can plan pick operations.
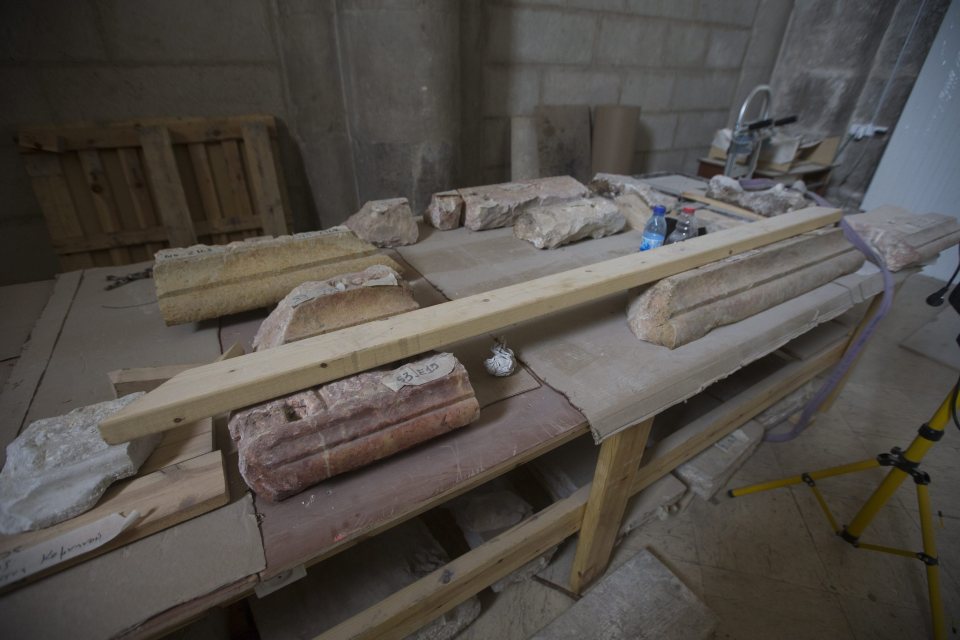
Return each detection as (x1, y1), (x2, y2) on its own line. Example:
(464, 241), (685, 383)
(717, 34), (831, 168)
(639, 204), (667, 251)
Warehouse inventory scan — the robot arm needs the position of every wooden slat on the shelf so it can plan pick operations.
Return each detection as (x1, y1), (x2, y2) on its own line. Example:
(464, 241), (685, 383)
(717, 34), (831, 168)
(138, 127), (198, 248)
(569, 417), (653, 593)
(22, 154), (85, 245)
(118, 147), (165, 256)
(220, 140), (255, 219)
(137, 418), (214, 475)
(50, 217), (263, 256)
(0, 271), (82, 464)
(78, 149), (130, 264)
(317, 485), (590, 640)
(98, 207), (843, 444)
(18, 114), (277, 152)
(681, 191), (765, 220)
(187, 143), (228, 244)
(242, 123), (287, 237)
(0, 450), (228, 591)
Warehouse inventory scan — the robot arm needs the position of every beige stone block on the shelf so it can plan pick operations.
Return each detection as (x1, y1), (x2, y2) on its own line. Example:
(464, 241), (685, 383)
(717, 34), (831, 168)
(153, 227), (402, 325)
(253, 265), (419, 351)
(461, 175), (589, 231)
(514, 197), (625, 249)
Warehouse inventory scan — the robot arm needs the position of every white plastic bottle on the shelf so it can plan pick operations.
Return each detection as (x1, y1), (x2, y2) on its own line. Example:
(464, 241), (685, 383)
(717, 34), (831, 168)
(639, 205), (667, 251)
(666, 206), (697, 244)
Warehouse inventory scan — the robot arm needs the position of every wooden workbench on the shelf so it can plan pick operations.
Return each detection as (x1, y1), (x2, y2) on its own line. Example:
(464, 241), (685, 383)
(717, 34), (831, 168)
(0, 214), (889, 639)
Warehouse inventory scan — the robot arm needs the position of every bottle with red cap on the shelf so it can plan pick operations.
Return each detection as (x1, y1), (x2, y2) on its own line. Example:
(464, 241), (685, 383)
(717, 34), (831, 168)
(666, 206), (697, 244)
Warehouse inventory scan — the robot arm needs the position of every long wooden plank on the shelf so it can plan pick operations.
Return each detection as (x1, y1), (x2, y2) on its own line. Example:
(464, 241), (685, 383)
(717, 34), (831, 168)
(0, 271), (82, 464)
(569, 417), (652, 593)
(138, 127), (198, 248)
(220, 139), (255, 220)
(242, 123), (287, 236)
(0, 450), (228, 591)
(78, 149), (130, 264)
(317, 485), (590, 640)
(17, 114), (276, 152)
(50, 217), (263, 255)
(117, 147), (165, 256)
(187, 143), (228, 244)
(99, 207), (842, 443)
(631, 337), (845, 495)
(681, 191), (766, 220)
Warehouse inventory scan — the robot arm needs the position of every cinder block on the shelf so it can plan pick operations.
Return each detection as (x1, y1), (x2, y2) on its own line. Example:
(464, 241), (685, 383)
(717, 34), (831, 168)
(635, 113), (679, 151)
(727, 65), (773, 124)
(706, 27), (751, 68)
(743, 0), (794, 65)
(633, 148), (686, 174)
(670, 71), (739, 111)
(100, 0), (275, 62)
(664, 23), (709, 68)
(543, 69), (620, 106)
(0, 69), (55, 125)
(483, 117), (509, 168)
(595, 17), (664, 66)
(621, 70), (676, 111)
(0, 2), (107, 61)
(625, 0), (697, 19)
(482, 65), (541, 117)
(698, 0), (760, 26)
(486, 5), (595, 65)
(672, 110), (729, 148)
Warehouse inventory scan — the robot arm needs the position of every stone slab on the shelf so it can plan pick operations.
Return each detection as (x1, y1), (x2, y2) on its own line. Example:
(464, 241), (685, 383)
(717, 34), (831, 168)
(153, 227), (402, 325)
(253, 265), (418, 350)
(846, 205), (960, 271)
(535, 106), (591, 183)
(514, 197), (626, 249)
(461, 176), (589, 231)
(230, 352), (480, 501)
(705, 175), (808, 217)
(531, 549), (717, 639)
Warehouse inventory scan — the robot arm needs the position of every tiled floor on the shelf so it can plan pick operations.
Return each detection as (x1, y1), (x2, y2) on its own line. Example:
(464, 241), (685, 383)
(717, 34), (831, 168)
(460, 273), (960, 639)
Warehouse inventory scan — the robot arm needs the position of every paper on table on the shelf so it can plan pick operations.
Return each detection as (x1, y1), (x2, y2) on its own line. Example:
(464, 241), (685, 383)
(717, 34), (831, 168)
(0, 511), (140, 588)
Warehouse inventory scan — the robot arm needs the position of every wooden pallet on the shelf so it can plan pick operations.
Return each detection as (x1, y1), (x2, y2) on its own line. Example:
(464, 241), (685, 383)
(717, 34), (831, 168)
(18, 114), (292, 271)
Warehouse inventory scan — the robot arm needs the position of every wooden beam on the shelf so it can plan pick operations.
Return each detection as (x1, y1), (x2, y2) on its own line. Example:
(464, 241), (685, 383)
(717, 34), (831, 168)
(569, 417), (653, 593)
(242, 123), (288, 236)
(681, 191), (765, 220)
(317, 485), (590, 640)
(138, 127), (198, 248)
(99, 207), (842, 444)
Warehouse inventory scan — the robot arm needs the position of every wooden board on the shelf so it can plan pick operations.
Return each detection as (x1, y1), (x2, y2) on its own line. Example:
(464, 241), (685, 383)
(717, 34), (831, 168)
(0, 280), (55, 361)
(139, 127), (198, 248)
(99, 207), (843, 444)
(0, 450), (228, 590)
(256, 383), (588, 579)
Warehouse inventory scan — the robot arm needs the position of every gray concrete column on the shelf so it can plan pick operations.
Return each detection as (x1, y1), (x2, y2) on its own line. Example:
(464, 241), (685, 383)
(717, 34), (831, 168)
(337, 0), (461, 214)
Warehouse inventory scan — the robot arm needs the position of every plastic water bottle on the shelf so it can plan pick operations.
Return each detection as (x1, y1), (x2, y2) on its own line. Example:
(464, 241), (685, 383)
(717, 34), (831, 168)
(639, 205), (667, 251)
(666, 206), (697, 244)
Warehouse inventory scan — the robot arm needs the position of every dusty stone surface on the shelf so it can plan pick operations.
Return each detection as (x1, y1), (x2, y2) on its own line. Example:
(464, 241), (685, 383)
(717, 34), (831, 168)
(627, 228), (864, 348)
(154, 226), (401, 325)
(514, 197), (626, 249)
(249, 518), (480, 640)
(230, 353), (479, 501)
(846, 205), (960, 271)
(448, 480), (556, 592)
(253, 265), (418, 351)
(345, 197), (419, 247)
(590, 173), (678, 209)
(461, 176), (589, 231)
(675, 421), (764, 500)
(0, 394), (160, 534)
(705, 175), (808, 217)
(424, 190), (464, 230)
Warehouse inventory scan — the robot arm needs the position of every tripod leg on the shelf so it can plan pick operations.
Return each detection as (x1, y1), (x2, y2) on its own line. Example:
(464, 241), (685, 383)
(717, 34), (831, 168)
(917, 482), (946, 640)
(729, 458), (878, 498)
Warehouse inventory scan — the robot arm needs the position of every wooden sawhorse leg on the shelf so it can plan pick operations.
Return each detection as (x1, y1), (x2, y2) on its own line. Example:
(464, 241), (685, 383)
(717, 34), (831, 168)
(569, 417), (654, 594)
(819, 293), (884, 414)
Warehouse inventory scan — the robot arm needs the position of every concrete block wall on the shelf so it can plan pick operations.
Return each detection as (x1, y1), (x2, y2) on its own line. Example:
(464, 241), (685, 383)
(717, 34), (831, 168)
(467, 0), (795, 185)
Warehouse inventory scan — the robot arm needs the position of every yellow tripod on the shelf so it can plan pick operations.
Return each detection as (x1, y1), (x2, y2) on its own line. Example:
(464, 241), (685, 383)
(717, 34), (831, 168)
(729, 387), (955, 639)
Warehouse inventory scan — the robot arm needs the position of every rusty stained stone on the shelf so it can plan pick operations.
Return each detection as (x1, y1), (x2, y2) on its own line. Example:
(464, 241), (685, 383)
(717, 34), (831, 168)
(345, 197), (419, 247)
(253, 265), (419, 351)
(229, 353), (480, 501)
(424, 190), (464, 230)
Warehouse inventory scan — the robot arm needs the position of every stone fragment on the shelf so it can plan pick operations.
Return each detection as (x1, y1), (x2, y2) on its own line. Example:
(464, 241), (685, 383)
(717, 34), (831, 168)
(675, 421), (764, 500)
(249, 518), (480, 640)
(461, 175), (589, 231)
(253, 265), (418, 351)
(424, 190), (464, 230)
(154, 227), (402, 325)
(345, 197), (419, 247)
(448, 479), (557, 592)
(612, 193), (651, 230)
(229, 353), (479, 501)
(0, 394), (161, 534)
(846, 205), (960, 271)
(627, 228), (864, 348)
(589, 173), (678, 209)
(705, 174), (808, 217)
(514, 197), (626, 249)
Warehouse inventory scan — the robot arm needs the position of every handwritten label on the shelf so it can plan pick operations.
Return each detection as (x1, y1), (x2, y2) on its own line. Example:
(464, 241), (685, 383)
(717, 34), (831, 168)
(382, 353), (456, 392)
(0, 511), (140, 589)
